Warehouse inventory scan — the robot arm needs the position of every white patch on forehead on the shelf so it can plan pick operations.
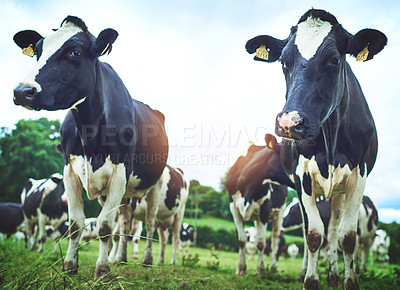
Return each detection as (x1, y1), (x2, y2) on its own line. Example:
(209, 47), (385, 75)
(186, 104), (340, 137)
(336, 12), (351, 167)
(295, 16), (332, 60)
(20, 22), (83, 91)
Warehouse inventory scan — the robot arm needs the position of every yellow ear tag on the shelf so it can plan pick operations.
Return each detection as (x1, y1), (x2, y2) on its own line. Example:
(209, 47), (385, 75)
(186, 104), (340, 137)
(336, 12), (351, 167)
(267, 140), (274, 149)
(22, 45), (34, 57)
(256, 45), (269, 61)
(100, 43), (110, 56)
(356, 46), (369, 62)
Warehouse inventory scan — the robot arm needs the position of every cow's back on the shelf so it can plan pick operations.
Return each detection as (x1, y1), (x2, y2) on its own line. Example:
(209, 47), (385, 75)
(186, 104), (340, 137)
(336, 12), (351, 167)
(0, 203), (24, 234)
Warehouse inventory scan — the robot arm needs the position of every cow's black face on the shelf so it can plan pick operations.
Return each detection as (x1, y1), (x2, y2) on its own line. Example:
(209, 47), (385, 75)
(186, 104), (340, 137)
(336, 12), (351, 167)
(245, 9), (387, 141)
(13, 16), (118, 111)
(276, 20), (346, 140)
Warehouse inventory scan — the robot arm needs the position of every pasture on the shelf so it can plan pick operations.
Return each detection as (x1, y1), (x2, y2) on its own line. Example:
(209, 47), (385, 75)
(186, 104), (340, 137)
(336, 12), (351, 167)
(0, 234), (399, 289)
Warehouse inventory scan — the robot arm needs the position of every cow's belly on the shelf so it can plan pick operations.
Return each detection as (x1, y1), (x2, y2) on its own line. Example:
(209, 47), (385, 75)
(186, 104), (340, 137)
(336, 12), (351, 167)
(296, 154), (364, 199)
(231, 191), (269, 221)
(69, 155), (144, 200)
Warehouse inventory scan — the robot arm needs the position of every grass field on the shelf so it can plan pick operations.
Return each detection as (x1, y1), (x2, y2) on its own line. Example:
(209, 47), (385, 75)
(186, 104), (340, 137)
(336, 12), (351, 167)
(0, 235), (399, 289)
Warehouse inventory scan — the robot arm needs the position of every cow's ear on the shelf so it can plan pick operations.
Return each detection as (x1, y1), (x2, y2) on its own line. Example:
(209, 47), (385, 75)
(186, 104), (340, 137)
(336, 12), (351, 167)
(246, 35), (285, 62)
(347, 29), (387, 61)
(265, 134), (277, 149)
(13, 30), (43, 57)
(93, 28), (118, 57)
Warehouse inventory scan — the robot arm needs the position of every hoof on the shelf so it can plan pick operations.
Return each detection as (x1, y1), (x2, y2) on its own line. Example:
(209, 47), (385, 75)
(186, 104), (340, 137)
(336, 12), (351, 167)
(298, 273), (305, 283)
(95, 263), (110, 280)
(327, 272), (340, 287)
(142, 256), (153, 266)
(63, 261), (78, 275)
(304, 277), (320, 290)
(236, 265), (246, 275)
(344, 277), (359, 290)
(133, 254), (139, 260)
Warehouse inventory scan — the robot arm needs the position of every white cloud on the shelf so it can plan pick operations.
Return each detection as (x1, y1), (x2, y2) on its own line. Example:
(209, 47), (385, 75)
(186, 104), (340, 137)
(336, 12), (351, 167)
(378, 208), (400, 224)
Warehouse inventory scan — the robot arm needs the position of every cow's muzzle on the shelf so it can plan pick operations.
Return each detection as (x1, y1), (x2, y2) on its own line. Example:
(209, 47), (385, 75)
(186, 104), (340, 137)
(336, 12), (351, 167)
(275, 111), (304, 140)
(13, 85), (38, 110)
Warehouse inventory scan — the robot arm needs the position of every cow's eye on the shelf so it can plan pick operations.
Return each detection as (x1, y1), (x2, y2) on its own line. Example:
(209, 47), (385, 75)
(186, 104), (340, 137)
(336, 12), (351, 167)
(70, 50), (81, 57)
(330, 57), (340, 66)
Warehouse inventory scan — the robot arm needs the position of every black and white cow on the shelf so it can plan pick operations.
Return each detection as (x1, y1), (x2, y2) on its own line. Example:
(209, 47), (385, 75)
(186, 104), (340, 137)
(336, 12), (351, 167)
(179, 222), (195, 256)
(0, 202), (24, 237)
(282, 196), (379, 279)
(370, 229), (390, 264)
(13, 16), (168, 278)
(246, 9), (386, 289)
(21, 174), (67, 251)
(264, 234), (287, 260)
(226, 134), (294, 275)
(109, 165), (189, 265)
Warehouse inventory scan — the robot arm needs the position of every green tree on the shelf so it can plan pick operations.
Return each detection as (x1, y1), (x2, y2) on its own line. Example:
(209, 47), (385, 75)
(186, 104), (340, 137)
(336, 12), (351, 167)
(0, 118), (64, 203)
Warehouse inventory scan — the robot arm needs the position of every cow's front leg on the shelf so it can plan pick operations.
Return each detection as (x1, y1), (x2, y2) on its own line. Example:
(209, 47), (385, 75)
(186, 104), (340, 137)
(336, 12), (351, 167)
(95, 164), (127, 279)
(327, 194), (344, 286)
(114, 199), (132, 264)
(254, 220), (267, 275)
(37, 212), (47, 252)
(302, 193), (324, 290)
(142, 186), (159, 266)
(63, 165), (85, 275)
(230, 202), (247, 275)
(108, 220), (119, 262)
(338, 173), (365, 290)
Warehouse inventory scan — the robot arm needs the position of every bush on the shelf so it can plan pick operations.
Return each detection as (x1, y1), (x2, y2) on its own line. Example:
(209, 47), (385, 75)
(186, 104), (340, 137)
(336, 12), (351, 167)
(195, 226), (238, 252)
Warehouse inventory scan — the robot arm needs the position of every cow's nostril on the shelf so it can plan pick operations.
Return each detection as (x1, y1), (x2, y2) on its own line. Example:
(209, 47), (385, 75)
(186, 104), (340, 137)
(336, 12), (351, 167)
(24, 87), (37, 97)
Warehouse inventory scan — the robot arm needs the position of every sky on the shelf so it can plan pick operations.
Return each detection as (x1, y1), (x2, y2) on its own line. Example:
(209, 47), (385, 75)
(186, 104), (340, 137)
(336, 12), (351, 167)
(0, 0), (399, 223)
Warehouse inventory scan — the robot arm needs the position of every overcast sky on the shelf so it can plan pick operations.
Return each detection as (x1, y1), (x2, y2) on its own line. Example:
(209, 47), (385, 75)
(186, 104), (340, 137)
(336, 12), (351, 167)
(1, 0), (399, 223)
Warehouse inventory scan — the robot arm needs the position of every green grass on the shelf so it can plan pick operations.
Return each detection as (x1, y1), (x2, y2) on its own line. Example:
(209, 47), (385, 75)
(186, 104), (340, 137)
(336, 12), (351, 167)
(0, 235), (399, 289)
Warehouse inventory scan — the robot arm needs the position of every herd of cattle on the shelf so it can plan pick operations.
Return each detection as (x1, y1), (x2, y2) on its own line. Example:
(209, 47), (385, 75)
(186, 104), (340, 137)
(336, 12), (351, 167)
(3, 7), (390, 290)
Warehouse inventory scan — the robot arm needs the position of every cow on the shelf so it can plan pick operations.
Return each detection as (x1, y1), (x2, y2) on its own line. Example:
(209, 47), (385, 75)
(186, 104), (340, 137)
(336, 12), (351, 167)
(20, 174), (67, 252)
(288, 243), (299, 259)
(180, 223), (195, 256)
(109, 165), (189, 265)
(80, 218), (99, 243)
(225, 134), (294, 275)
(0, 202), (24, 237)
(246, 8), (386, 289)
(370, 229), (390, 263)
(244, 227), (257, 259)
(13, 16), (168, 279)
(264, 234), (287, 260)
(282, 196), (379, 278)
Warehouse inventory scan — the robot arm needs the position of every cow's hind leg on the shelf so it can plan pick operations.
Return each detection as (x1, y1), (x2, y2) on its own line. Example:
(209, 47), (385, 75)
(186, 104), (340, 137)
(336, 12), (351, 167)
(269, 204), (285, 270)
(142, 186), (159, 266)
(230, 202), (247, 275)
(157, 227), (169, 264)
(171, 208), (185, 264)
(63, 165), (85, 275)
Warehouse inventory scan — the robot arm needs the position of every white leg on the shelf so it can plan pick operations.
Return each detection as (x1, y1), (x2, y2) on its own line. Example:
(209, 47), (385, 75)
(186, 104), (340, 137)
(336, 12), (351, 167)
(270, 204), (285, 269)
(171, 209), (185, 264)
(157, 227), (169, 264)
(230, 202), (247, 275)
(142, 186), (159, 265)
(114, 199), (132, 263)
(302, 193), (324, 289)
(338, 173), (365, 289)
(132, 220), (142, 259)
(63, 164), (85, 275)
(108, 221), (119, 262)
(37, 212), (47, 252)
(95, 164), (127, 279)
(254, 220), (267, 275)
(327, 194), (344, 286)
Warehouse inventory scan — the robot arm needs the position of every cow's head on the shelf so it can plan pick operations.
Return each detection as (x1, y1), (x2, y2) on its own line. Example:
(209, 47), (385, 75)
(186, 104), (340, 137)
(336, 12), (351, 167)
(246, 9), (387, 140)
(13, 16), (118, 111)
